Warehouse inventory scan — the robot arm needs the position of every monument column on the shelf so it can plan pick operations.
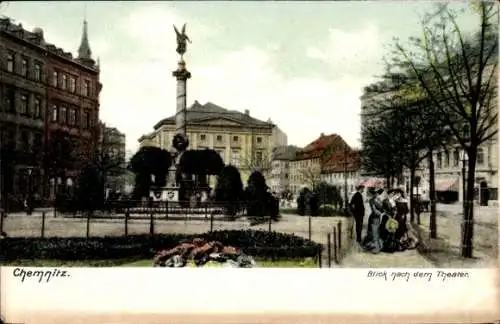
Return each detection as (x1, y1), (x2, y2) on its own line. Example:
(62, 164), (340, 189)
(172, 60), (191, 137)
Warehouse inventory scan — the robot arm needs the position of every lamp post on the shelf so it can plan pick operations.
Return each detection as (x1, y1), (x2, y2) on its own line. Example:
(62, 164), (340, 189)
(26, 167), (33, 215)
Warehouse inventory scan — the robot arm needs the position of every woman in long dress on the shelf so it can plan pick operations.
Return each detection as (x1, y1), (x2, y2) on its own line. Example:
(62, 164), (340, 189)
(362, 188), (385, 254)
(387, 189), (419, 251)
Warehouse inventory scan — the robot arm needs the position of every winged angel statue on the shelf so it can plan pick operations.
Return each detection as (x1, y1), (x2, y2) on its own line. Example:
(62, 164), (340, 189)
(173, 23), (191, 58)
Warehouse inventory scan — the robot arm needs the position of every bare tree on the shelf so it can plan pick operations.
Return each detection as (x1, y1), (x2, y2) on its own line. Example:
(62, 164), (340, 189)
(298, 164), (322, 189)
(391, 2), (498, 258)
(239, 150), (273, 179)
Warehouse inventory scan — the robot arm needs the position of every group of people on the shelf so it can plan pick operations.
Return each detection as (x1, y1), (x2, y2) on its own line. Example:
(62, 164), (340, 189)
(349, 185), (419, 254)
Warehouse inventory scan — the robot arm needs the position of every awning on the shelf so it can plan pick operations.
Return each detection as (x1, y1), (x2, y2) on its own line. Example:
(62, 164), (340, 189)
(361, 178), (385, 188)
(435, 179), (459, 192)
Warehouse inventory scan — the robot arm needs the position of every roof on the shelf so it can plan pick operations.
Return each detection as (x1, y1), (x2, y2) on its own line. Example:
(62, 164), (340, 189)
(153, 101), (273, 130)
(321, 150), (361, 173)
(295, 133), (349, 161)
(272, 145), (300, 161)
(0, 17), (97, 72)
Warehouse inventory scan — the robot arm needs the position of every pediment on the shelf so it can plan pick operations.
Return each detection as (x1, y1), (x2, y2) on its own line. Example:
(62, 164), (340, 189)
(194, 118), (243, 127)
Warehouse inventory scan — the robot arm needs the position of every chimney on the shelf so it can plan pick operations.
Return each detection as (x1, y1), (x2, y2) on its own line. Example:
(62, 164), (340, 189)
(244, 109), (250, 115)
(320, 132), (324, 137)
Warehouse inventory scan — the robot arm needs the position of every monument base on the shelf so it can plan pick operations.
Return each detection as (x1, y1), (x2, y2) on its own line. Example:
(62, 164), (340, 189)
(149, 187), (179, 202)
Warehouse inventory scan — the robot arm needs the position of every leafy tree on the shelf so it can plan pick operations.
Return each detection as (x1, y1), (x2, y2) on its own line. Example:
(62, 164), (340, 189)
(214, 165), (244, 217)
(75, 163), (104, 212)
(129, 146), (172, 199)
(314, 182), (337, 206)
(391, 2), (498, 257)
(246, 170), (269, 217)
(296, 187), (311, 216)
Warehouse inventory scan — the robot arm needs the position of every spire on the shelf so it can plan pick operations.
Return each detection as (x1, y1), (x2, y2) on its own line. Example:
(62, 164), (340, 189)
(77, 19), (92, 60)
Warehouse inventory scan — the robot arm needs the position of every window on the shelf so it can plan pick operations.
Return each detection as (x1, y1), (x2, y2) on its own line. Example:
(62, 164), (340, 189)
(52, 71), (58, 87)
(74, 108), (80, 126)
(5, 128), (16, 149)
(33, 133), (42, 151)
(436, 152), (442, 169)
(69, 108), (76, 126)
(256, 137), (262, 144)
(20, 57), (28, 76)
(444, 151), (450, 168)
(82, 111), (90, 128)
(255, 151), (263, 166)
(453, 149), (459, 167)
(5, 88), (15, 112)
(33, 61), (42, 81)
(20, 94), (28, 115)
(51, 104), (58, 122)
(199, 134), (206, 141)
(20, 130), (30, 151)
(231, 150), (240, 167)
(83, 80), (90, 96)
(69, 76), (76, 93)
(6, 52), (14, 72)
(232, 135), (239, 142)
(34, 97), (41, 118)
(477, 148), (484, 165)
(61, 74), (67, 90)
(216, 135), (223, 142)
(60, 106), (67, 124)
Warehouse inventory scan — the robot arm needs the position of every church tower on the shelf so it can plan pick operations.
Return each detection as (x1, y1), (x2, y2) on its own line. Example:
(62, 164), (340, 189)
(76, 19), (95, 67)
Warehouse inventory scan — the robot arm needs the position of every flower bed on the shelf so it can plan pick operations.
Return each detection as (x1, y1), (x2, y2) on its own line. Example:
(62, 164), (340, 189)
(0, 230), (322, 262)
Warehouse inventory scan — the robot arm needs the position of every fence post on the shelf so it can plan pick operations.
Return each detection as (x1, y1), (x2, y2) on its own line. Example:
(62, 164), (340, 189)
(149, 211), (154, 235)
(53, 205), (57, 218)
(86, 211), (91, 238)
(337, 221), (342, 262)
(308, 215), (312, 241)
(41, 211), (46, 238)
(327, 233), (331, 268)
(205, 203), (208, 220)
(165, 201), (169, 220)
(268, 216), (272, 232)
(124, 209), (129, 236)
(317, 246), (322, 268)
(333, 227), (338, 264)
(210, 212), (214, 232)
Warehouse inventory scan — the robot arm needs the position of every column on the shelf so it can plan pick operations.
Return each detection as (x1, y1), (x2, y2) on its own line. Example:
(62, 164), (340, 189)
(172, 60), (191, 137)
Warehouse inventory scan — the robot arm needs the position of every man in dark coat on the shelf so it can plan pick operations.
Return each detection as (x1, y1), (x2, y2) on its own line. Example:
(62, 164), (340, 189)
(349, 185), (365, 243)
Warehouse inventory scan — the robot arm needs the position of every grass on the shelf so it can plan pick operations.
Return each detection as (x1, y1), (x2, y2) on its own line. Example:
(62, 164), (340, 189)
(1, 258), (318, 268)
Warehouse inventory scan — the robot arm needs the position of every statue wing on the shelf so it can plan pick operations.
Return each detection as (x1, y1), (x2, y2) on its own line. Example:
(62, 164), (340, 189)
(181, 23), (186, 35)
(173, 24), (180, 36)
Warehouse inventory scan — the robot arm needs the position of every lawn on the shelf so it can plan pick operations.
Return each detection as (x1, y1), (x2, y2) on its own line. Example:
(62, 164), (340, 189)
(1, 258), (318, 268)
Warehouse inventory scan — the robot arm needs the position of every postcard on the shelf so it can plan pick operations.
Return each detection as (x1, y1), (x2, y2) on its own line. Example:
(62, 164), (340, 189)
(0, 1), (498, 323)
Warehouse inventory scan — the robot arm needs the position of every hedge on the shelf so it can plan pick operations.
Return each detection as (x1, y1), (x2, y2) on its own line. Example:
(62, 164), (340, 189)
(0, 230), (322, 262)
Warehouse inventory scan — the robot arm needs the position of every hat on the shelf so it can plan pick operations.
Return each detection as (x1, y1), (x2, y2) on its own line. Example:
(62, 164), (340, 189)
(376, 188), (385, 195)
(367, 188), (377, 195)
(356, 184), (365, 190)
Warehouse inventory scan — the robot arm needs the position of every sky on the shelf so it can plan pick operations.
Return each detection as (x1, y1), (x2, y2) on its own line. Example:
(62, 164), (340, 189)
(1, 1), (481, 154)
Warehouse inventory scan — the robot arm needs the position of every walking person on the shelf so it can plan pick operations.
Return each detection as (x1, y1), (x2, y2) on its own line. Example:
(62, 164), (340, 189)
(349, 185), (365, 244)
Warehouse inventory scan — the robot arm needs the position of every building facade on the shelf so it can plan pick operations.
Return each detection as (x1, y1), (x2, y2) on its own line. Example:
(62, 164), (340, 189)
(138, 101), (279, 184)
(0, 17), (100, 208)
(289, 133), (350, 195)
(269, 145), (299, 194)
(321, 150), (361, 199)
(360, 76), (498, 204)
